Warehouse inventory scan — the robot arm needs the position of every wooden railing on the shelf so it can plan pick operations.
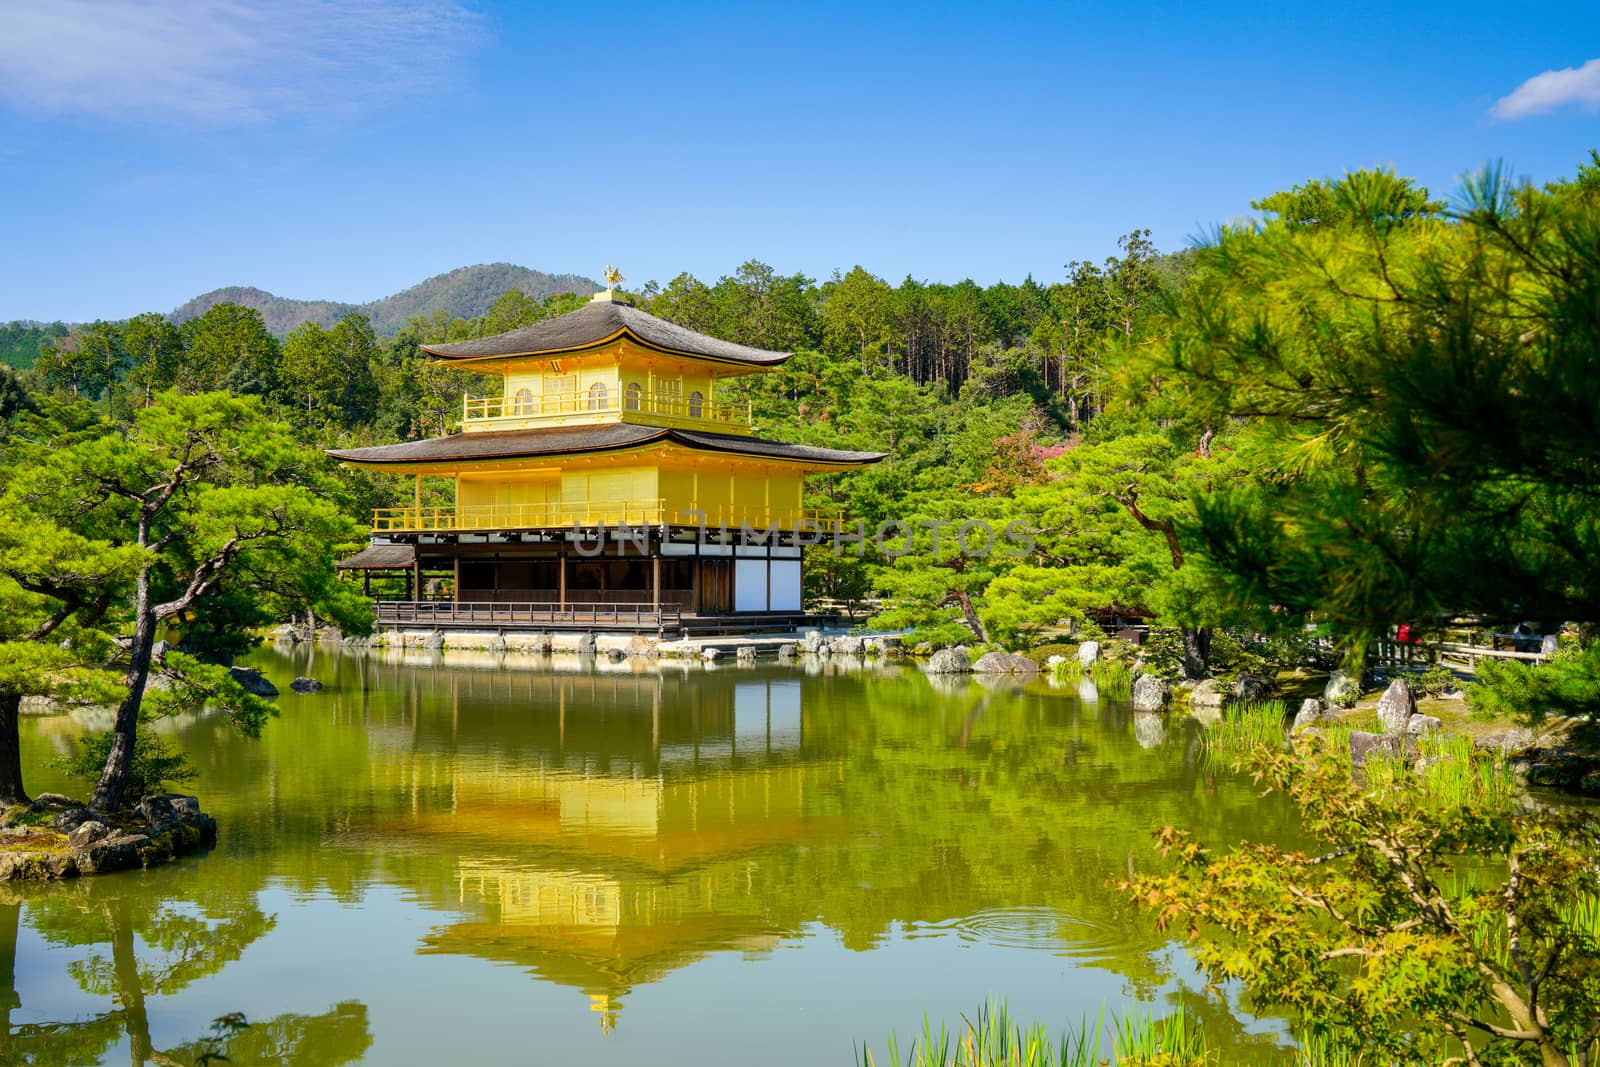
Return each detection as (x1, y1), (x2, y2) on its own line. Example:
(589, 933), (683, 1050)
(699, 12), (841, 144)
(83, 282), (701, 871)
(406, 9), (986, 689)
(463, 389), (751, 429)
(371, 500), (848, 534)
(376, 600), (683, 627)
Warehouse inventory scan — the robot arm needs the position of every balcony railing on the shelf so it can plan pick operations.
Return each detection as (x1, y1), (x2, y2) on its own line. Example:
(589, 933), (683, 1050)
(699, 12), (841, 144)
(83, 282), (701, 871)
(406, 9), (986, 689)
(371, 499), (848, 534)
(463, 389), (752, 429)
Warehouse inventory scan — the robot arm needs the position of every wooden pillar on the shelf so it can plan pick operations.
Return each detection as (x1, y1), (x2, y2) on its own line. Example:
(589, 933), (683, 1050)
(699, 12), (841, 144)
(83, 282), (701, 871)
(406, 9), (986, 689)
(558, 543), (567, 611)
(414, 474), (422, 522)
(452, 556), (460, 606)
(412, 559), (421, 601)
(652, 551), (661, 614)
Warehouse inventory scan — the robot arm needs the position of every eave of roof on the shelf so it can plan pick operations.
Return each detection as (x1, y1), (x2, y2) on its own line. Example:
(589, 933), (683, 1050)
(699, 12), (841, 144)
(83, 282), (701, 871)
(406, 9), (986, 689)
(420, 300), (791, 367)
(324, 424), (886, 468)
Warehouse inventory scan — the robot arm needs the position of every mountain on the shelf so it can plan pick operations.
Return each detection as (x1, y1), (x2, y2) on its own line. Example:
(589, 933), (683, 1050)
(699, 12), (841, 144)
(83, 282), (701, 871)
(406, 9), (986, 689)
(170, 263), (601, 336)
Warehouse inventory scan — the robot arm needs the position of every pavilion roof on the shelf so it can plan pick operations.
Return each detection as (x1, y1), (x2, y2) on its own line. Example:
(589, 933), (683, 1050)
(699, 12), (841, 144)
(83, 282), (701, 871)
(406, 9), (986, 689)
(325, 423), (886, 467)
(420, 299), (791, 366)
(334, 543), (417, 569)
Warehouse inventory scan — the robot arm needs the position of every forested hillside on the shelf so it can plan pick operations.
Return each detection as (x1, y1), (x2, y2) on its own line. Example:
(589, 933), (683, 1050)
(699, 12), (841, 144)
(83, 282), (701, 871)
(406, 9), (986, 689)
(0, 321), (69, 368)
(170, 263), (600, 335)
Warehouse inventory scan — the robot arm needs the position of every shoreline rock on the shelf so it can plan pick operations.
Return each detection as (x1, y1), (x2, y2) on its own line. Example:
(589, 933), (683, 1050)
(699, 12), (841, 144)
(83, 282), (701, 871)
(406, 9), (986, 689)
(0, 793), (218, 882)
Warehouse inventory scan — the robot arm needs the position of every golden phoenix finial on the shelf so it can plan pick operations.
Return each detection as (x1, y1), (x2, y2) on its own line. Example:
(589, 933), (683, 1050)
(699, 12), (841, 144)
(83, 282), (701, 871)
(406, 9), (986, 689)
(604, 264), (624, 291)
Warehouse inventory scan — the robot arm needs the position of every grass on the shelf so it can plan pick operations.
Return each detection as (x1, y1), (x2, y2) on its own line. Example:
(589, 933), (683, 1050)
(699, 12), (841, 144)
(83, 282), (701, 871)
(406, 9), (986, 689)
(1203, 700), (1290, 755)
(855, 1002), (1212, 1067)
(1091, 661), (1133, 700)
(853, 1001), (1387, 1066)
(1364, 732), (1519, 809)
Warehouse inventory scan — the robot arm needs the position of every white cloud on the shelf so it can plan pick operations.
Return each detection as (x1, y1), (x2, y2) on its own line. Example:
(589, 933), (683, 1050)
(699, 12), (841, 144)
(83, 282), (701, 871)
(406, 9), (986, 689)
(0, 0), (482, 126)
(1491, 57), (1600, 121)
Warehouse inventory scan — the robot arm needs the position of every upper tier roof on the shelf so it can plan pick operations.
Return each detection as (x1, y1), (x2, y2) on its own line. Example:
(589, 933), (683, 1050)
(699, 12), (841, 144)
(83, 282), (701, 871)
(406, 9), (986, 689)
(325, 423), (886, 467)
(421, 299), (792, 366)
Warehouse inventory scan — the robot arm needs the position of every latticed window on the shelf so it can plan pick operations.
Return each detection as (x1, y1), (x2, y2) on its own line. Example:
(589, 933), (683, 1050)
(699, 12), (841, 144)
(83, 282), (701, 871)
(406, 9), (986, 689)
(588, 382), (609, 411)
(511, 388), (534, 415)
(688, 390), (704, 418)
(624, 382), (643, 411)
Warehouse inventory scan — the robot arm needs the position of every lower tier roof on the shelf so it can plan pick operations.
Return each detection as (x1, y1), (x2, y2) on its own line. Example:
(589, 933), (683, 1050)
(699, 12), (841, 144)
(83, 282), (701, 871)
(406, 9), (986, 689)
(326, 423), (886, 467)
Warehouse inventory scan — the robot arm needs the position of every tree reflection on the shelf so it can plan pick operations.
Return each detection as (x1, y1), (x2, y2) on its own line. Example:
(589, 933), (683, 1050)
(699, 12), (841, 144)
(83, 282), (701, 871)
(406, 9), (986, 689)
(2, 880), (371, 1066)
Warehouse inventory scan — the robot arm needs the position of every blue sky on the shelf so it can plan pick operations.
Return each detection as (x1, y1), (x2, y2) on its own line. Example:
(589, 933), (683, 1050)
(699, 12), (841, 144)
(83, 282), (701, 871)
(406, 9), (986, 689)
(1, 0), (1597, 323)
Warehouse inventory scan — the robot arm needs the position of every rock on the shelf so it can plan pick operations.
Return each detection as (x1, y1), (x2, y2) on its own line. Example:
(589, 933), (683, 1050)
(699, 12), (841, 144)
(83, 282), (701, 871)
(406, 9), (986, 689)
(1541, 634), (1560, 656)
(53, 807), (99, 832)
(139, 793), (202, 828)
(529, 633), (553, 654)
(66, 820), (110, 850)
(861, 637), (880, 655)
(1323, 669), (1361, 704)
(1076, 641), (1101, 667)
(736, 646), (757, 663)
(1234, 674), (1276, 702)
(816, 641), (833, 658)
(1131, 673), (1170, 712)
(576, 633), (597, 657)
(269, 624), (300, 644)
(423, 631), (445, 650)
(800, 631), (824, 654)
(1376, 678), (1416, 735)
(1292, 698), (1324, 732)
(1349, 730), (1409, 769)
(776, 643), (797, 662)
(925, 647), (972, 674)
(318, 627), (344, 645)
(626, 634), (658, 658)
(832, 636), (864, 656)
(1406, 714), (1443, 736)
(1475, 727), (1536, 754)
(485, 635), (508, 653)
(1133, 712), (1167, 749)
(76, 832), (152, 875)
(0, 851), (77, 881)
(32, 794), (82, 809)
(702, 647), (722, 661)
(1046, 655), (1068, 672)
(1190, 679), (1227, 709)
(150, 639), (171, 662)
(289, 676), (323, 693)
(972, 651), (1039, 675)
(606, 648), (626, 662)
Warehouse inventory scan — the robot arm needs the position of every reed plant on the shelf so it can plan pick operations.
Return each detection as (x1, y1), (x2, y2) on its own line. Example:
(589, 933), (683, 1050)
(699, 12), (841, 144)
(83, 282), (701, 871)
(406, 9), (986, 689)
(1203, 700), (1289, 754)
(1090, 661), (1133, 699)
(1051, 658), (1084, 684)
(1364, 732), (1518, 809)
(855, 1001), (1213, 1067)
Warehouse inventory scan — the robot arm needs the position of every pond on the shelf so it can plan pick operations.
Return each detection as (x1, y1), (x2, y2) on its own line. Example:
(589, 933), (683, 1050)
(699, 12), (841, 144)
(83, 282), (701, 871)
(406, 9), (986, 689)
(10, 647), (1306, 1065)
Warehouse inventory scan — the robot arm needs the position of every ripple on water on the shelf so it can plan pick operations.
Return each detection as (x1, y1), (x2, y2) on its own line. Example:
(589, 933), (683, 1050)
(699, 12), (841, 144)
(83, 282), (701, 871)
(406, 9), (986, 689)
(907, 907), (1133, 962)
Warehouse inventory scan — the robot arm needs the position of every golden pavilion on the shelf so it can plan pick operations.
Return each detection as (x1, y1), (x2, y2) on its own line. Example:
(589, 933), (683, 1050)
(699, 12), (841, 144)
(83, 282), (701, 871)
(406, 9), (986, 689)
(329, 287), (884, 631)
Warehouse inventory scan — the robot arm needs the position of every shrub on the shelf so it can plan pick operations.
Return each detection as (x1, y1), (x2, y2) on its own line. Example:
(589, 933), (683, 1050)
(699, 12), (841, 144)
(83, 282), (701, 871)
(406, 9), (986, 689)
(52, 727), (196, 807)
(1468, 641), (1600, 723)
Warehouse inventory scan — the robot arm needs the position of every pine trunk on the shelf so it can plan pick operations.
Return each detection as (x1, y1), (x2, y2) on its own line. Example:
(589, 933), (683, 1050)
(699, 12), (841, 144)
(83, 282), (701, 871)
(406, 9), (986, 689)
(0, 690), (26, 807)
(1180, 626), (1211, 681)
(91, 570), (156, 813)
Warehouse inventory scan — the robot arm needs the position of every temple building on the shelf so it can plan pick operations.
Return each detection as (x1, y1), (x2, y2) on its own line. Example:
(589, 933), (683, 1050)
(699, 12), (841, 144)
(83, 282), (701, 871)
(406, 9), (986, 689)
(329, 287), (884, 632)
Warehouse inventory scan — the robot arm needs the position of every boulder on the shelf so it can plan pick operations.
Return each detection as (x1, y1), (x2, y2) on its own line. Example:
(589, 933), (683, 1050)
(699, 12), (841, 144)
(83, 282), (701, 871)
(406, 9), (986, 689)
(1541, 634), (1561, 657)
(1076, 641), (1101, 667)
(269, 624), (300, 644)
(422, 631), (445, 650)
(1045, 655), (1069, 672)
(66, 820), (111, 850)
(289, 676), (323, 693)
(1376, 678), (1416, 735)
(1323, 669), (1361, 704)
(1190, 679), (1227, 709)
(138, 794), (202, 831)
(1475, 727), (1536, 754)
(925, 648), (972, 674)
(832, 636), (864, 656)
(150, 640), (171, 662)
(736, 646), (757, 663)
(606, 648), (626, 662)
(702, 647), (722, 661)
(626, 634), (658, 658)
(76, 832), (152, 875)
(318, 627), (344, 645)
(1131, 673), (1170, 712)
(816, 641), (833, 658)
(32, 793), (82, 809)
(528, 633), (554, 654)
(776, 643), (797, 662)
(1406, 714), (1443, 736)
(1234, 674), (1276, 703)
(0, 850), (77, 881)
(1292, 698), (1324, 732)
(1349, 730), (1410, 769)
(799, 631), (824, 654)
(1133, 712), (1167, 749)
(972, 651), (1039, 676)
(485, 635), (508, 653)
(576, 633), (597, 657)
(53, 807), (99, 832)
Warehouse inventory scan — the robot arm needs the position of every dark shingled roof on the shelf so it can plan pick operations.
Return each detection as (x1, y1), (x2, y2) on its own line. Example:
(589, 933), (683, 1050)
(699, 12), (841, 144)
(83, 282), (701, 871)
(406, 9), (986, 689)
(420, 299), (792, 366)
(335, 543), (417, 570)
(325, 424), (886, 467)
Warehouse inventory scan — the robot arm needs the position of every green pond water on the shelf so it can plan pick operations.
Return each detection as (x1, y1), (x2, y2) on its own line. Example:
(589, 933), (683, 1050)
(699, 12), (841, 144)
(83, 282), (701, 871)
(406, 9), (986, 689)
(9, 647), (1307, 1065)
